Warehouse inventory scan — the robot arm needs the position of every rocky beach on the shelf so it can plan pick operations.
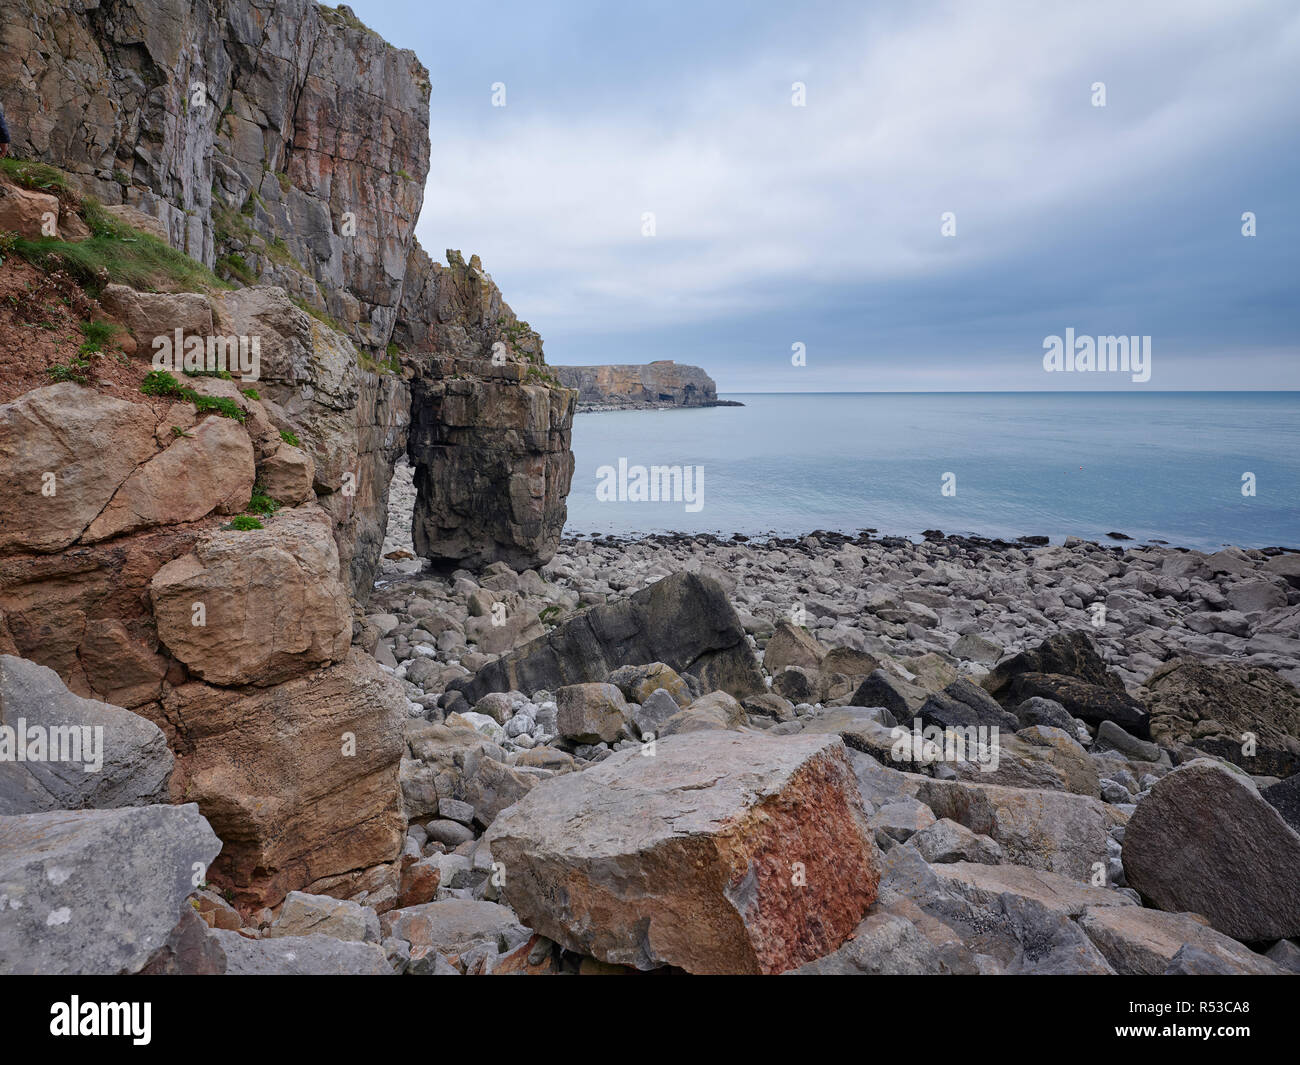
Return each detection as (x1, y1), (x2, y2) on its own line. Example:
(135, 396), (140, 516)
(0, 0), (1297, 986)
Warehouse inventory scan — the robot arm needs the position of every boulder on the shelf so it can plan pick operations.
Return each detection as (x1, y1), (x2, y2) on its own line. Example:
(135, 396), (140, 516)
(211, 929), (391, 975)
(771, 665), (819, 703)
(381, 899), (529, 959)
(659, 705), (730, 736)
(0, 803), (222, 975)
(257, 443), (316, 506)
(1142, 659), (1300, 778)
(763, 620), (825, 674)
(917, 677), (1021, 733)
(901, 652), (958, 692)
(0, 654), (172, 814)
(951, 634), (1002, 665)
(911, 819), (1003, 865)
(984, 630), (1122, 694)
(850, 669), (930, 719)
(139, 906), (228, 975)
(821, 647), (879, 677)
(1093, 719), (1163, 764)
(1262, 773), (1300, 835)
(1122, 760), (1300, 940)
(267, 891), (381, 943)
(915, 777), (1117, 881)
(951, 725), (1099, 797)
(0, 384), (157, 554)
(485, 731), (879, 974)
(1078, 906), (1286, 976)
(457, 755), (538, 828)
(98, 284), (215, 346)
(606, 662), (691, 707)
(155, 649), (407, 909)
(1006, 673), (1149, 739)
(875, 846), (1116, 975)
(741, 692), (796, 724)
(930, 860), (1135, 918)
(633, 688), (684, 738)
(788, 912), (948, 975)
(555, 682), (629, 744)
(0, 177), (61, 239)
(150, 505), (351, 687)
(452, 572), (764, 704)
(1012, 696), (1077, 733)
(83, 415), (255, 542)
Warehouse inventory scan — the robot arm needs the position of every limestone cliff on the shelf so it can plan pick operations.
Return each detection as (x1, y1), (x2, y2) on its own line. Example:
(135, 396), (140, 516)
(397, 248), (576, 569)
(0, 0), (575, 591)
(554, 360), (723, 409)
(1, 0), (429, 341)
(0, 0), (574, 909)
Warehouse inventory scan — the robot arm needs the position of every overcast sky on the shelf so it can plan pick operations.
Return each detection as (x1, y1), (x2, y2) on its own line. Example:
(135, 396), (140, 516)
(349, 0), (1300, 391)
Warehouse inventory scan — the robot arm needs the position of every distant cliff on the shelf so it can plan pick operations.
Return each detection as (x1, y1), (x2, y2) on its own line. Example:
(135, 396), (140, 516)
(553, 360), (740, 410)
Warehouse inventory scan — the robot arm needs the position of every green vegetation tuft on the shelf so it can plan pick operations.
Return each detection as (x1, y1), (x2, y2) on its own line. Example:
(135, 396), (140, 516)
(47, 356), (92, 386)
(77, 318), (117, 357)
(279, 428), (301, 447)
(246, 485), (281, 516)
(141, 369), (183, 396)
(224, 515), (264, 532)
(0, 158), (76, 201)
(139, 369), (247, 422)
(240, 386), (261, 401)
(12, 195), (223, 294)
(216, 252), (255, 286)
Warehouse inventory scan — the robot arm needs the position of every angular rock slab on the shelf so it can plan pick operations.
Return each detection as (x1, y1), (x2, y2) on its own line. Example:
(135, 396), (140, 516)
(155, 649), (407, 909)
(453, 571), (765, 704)
(0, 803), (221, 975)
(1122, 760), (1300, 941)
(486, 731), (879, 974)
(0, 654), (172, 814)
(1078, 907), (1286, 976)
(211, 930), (391, 975)
(915, 777), (1117, 881)
(149, 505), (351, 687)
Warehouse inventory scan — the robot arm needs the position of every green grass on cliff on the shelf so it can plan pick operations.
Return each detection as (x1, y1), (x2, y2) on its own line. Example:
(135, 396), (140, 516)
(11, 194), (223, 294)
(140, 369), (247, 423)
(0, 158), (78, 201)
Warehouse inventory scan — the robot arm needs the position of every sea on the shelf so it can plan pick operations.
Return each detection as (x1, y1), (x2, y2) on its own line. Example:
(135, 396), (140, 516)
(563, 392), (1300, 551)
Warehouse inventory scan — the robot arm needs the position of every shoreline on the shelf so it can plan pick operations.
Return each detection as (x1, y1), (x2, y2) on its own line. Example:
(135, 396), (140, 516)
(378, 464), (1300, 697)
(557, 526), (1300, 557)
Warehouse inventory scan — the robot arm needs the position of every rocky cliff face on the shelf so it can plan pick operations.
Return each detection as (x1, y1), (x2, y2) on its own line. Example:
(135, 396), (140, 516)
(1, 0), (430, 341)
(1, 0), (429, 600)
(554, 360), (718, 408)
(0, 0), (573, 910)
(397, 248), (576, 569)
(1, 0), (575, 592)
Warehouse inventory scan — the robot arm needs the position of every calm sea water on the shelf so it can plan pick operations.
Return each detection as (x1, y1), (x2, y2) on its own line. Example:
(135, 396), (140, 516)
(563, 392), (1300, 550)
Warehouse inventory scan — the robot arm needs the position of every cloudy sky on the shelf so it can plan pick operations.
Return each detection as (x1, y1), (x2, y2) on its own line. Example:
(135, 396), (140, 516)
(350, 0), (1299, 391)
